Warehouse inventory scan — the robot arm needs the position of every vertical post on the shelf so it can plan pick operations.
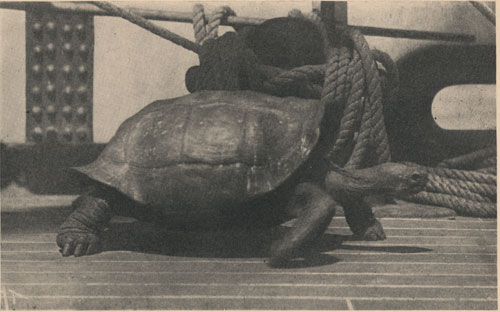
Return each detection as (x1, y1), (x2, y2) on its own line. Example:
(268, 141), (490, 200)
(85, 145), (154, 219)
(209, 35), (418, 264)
(25, 6), (94, 144)
(313, 1), (348, 43)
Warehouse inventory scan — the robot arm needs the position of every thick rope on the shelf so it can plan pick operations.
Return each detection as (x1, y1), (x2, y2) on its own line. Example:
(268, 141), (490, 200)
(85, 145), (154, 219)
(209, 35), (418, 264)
(192, 4), (208, 44)
(408, 191), (496, 218)
(207, 6), (236, 39)
(420, 166), (496, 186)
(437, 146), (497, 169)
(402, 162), (497, 217)
(405, 147), (497, 217)
(193, 4), (237, 45)
(425, 174), (493, 202)
(91, 2), (200, 53)
(478, 166), (496, 175)
(477, 155), (497, 169)
(351, 30), (391, 165)
(470, 1), (496, 26)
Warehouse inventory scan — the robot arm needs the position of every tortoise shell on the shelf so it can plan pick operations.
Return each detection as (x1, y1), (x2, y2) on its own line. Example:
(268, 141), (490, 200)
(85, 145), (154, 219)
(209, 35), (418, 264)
(75, 91), (324, 213)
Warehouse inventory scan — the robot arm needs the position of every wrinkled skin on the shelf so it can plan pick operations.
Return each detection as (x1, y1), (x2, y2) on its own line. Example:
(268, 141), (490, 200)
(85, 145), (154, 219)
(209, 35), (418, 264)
(57, 162), (427, 264)
(325, 162), (428, 241)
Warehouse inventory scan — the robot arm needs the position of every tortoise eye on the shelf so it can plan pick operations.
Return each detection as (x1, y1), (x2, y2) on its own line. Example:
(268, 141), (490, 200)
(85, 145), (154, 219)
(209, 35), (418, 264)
(410, 172), (425, 182)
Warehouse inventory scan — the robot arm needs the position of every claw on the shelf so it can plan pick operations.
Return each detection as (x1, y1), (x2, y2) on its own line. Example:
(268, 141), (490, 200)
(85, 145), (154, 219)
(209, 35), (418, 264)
(61, 242), (75, 257)
(74, 244), (87, 257)
(86, 243), (98, 256)
(364, 232), (379, 241)
(359, 219), (386, 241)
(57, 232), (101, 257)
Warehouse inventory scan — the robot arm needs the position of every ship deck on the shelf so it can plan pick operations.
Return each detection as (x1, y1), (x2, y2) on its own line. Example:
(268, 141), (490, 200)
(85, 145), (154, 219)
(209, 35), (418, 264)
(1, 189), (497, 310)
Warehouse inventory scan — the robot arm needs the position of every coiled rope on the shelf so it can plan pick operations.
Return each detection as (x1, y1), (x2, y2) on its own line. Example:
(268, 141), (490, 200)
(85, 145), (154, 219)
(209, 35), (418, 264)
(92, 2), (496, 218)
(403, 148), (497, 217)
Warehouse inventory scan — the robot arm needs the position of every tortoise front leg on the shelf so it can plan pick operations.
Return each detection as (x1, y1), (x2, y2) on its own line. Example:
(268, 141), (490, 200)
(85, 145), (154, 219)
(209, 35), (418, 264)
(323, 162), (427, 241)
(57, 187), (113, 257)
(270, 183), (336, 266)
(340, 197), (386, 240)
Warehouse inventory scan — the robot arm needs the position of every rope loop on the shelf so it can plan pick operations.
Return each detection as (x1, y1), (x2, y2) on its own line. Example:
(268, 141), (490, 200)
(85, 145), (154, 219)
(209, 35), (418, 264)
(193, 4), (237, 45)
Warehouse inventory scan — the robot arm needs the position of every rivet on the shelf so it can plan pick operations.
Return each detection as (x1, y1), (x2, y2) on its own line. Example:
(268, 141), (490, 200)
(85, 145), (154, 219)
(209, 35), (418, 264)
(31, 64), (42, 78)
(63, 127), (73, 140)
(76, 106), (86, 114)
(31, 106), (43, 121)
(62, 24), (72, 38)
(63, 43), (73, 58)
(46, 64), (56, 78)
(76, 127), (87, 140)
(75, 23), (85, 38)
(46, 105), (57, 122)
(62, 105), (72, 119)
(46, 83), (56, 100)
(46, 126), (58, 141)
(45, 21), (56, 35)
(33, 45), (43, 58)
(78, 44), (88, 59)
(62, 64), (72, 79)
(77, 65), (87, 80)
(31, 86), (41, 100)
(63, 86), (73, 102)
(46, 104), (56, 116)
(77, 85), (88, 100)
(32, 22), (42, 36)
(32, 127), (43, 141)
(76, 106), (86, 121)
(32, 105), (42, 115)
(46, 43), (56, 59)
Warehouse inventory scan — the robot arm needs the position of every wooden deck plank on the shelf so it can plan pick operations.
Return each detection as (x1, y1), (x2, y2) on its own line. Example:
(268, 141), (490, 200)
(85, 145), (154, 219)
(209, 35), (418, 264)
(3, 271), (496, 286)
(0, 296), (350, 310)
(2, 250), (496, 264)
(2, 260), (496, 275)
(1, 242), (497, 258)
(350, 298), (497, 310)
(3, 282), (497, 298)
(2, 232), (496, 246)
(2, 212), (496, 234)
(2, 226), (496, 240)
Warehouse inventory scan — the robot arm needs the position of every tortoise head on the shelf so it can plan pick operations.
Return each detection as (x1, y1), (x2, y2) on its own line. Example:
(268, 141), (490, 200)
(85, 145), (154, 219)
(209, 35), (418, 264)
(325, 162), (428, 198)
(375, 162), (428, 196)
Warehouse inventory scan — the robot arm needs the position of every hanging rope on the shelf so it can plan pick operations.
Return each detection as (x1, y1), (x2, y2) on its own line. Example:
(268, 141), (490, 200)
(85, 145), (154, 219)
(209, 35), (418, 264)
(91, 1), (201, 53)
(93, 1), (496, 218)
(469, 1), (496, 26)
(192, 4), (237, 45)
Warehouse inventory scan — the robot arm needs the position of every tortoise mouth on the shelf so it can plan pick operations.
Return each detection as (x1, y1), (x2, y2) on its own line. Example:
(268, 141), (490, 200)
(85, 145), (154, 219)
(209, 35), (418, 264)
(396, 172), (429, 196)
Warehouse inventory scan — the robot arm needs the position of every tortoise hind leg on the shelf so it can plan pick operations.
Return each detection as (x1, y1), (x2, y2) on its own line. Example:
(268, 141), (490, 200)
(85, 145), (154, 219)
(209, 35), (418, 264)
(270, 183), (336, 266)
(57, 186), (114, 257)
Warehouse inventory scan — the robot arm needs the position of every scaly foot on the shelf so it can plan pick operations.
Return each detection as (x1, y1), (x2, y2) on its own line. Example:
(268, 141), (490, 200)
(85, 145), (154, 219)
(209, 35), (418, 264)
(57, 194), (112, 257)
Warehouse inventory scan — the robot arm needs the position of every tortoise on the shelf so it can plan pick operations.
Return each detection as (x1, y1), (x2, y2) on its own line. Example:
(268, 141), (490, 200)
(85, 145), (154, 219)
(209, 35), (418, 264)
(57, 90), (428, 265)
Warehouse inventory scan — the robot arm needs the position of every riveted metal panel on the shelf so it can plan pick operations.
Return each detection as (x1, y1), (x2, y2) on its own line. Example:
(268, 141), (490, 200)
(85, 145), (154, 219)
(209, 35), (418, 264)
(25, 8), (94, 144)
